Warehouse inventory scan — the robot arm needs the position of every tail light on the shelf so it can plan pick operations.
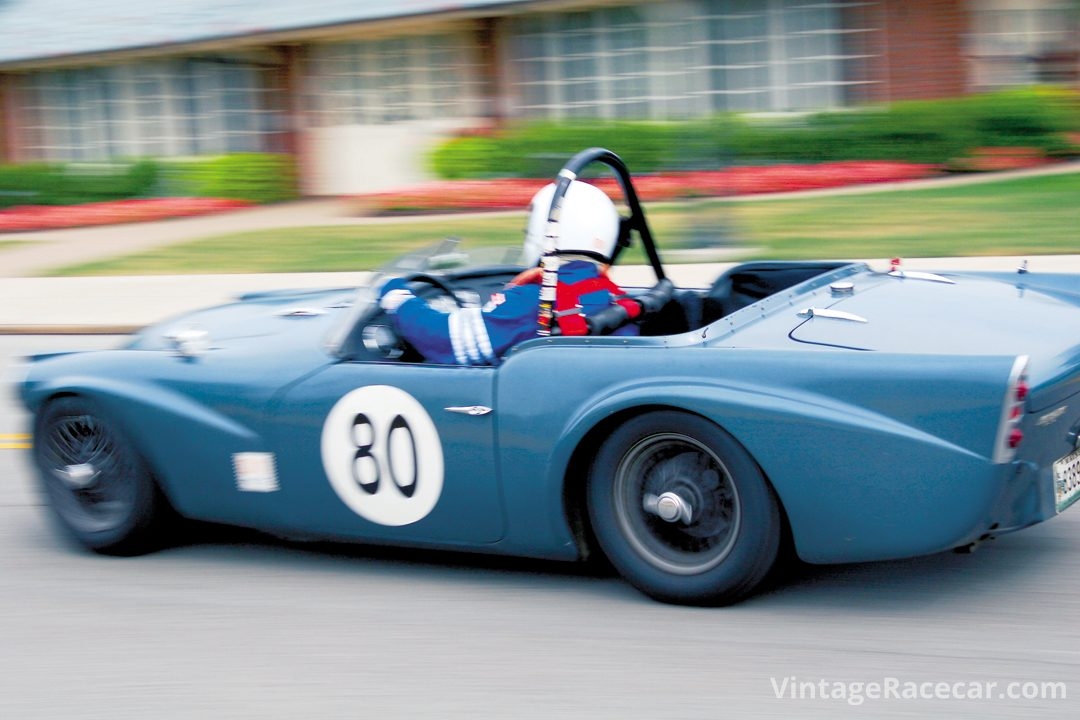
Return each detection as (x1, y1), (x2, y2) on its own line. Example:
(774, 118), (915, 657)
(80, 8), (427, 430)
(992, 355), (1030, 464)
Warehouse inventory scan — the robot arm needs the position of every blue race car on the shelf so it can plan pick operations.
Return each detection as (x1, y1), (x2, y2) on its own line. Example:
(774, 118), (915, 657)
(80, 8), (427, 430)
(16, 148), (1080, 605)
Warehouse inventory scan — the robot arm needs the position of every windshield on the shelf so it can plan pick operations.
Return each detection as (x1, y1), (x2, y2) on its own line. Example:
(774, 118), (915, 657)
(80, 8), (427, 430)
(323, 238), (527, 357)
(376, 237), (526, 276)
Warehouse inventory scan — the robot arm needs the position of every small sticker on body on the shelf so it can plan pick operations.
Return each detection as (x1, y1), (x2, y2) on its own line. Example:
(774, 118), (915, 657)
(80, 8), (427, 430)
(233, 452), (279, 493)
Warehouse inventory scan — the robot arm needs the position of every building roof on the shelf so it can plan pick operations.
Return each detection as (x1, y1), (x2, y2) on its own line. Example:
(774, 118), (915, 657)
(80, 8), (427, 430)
(0, 0), (533, 67)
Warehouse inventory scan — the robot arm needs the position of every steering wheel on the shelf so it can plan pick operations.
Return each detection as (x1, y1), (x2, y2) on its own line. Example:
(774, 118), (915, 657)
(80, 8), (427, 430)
(362, 272), (463, 360)
(401, 272), (465, 308)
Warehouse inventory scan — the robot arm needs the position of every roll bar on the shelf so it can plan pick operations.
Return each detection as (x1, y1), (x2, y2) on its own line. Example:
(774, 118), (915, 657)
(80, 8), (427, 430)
(536, 148), (666, 336)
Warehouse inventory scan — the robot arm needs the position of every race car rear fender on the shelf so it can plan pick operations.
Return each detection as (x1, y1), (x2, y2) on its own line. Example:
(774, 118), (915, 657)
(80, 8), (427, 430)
(563, 386), (1008, 564)
(495, 348), (1021, 565)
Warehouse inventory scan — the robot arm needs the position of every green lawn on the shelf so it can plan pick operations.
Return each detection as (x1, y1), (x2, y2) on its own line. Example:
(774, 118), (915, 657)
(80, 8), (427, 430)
(53, 216), (532, 276)
(724, 172), (1080, 260)
(51, 171), (1080, 276)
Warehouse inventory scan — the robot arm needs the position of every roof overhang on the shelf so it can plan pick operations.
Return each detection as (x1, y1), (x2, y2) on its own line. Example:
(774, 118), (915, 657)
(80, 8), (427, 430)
(0, 0), (612, 71)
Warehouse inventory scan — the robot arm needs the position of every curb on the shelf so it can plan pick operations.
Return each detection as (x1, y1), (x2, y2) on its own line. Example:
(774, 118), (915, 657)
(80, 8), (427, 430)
(0, 324), (143, 336)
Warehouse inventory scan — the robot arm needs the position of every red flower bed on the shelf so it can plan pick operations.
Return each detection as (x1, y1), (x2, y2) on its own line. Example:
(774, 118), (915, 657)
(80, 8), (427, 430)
(949, 147), (1050, 173)
(0, 197), (254, 233)
(360, 161), (943, 215)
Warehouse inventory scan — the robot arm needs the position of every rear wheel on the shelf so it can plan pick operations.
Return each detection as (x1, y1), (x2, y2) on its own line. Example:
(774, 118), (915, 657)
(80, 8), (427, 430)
(587, 411), (780, 605)
(33, 396), (169, 555)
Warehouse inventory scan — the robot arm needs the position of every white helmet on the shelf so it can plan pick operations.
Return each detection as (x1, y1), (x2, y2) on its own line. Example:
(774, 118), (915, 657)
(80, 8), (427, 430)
(522, 181), (621, 266)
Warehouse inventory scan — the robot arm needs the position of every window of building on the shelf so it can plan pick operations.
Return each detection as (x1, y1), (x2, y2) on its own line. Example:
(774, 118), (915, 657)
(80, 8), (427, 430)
(506, 0), (872, 119)
(19, 57), (277, 161)
(968, 0), (1079, 88)
(702, 1), (772, 112)
(308, 32), (482, 126)
(508, 5), (668, 119)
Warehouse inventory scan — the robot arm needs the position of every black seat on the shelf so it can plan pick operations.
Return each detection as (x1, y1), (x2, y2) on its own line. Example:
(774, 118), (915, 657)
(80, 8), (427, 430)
(703, 261), (847, 323)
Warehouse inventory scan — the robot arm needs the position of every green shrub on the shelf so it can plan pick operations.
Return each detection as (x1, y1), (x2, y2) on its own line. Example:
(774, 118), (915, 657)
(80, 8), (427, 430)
(0, 153), (297, 208)
(161, 153), (298, 204)
(429, 87), (1080, 178)
(0, 160), (159, 209)
(431, 136), (511, 179)
(961, 87), (1079, 153)
(432, 122), (685, 178)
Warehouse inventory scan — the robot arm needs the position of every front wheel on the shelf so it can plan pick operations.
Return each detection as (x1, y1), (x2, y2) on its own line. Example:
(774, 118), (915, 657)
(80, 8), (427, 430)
(587, 411), (780, 605)
(33, 396), (171, 555)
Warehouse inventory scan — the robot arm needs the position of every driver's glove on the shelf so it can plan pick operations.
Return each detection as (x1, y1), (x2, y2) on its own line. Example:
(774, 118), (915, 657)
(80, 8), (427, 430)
(379, 277), (415, 314)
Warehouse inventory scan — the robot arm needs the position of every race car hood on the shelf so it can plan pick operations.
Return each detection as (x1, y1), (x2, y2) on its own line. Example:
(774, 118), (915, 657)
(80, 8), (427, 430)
(16, 284), (361, 416)
(127, 286), (357, 352)
(788, 270), (1080, 410)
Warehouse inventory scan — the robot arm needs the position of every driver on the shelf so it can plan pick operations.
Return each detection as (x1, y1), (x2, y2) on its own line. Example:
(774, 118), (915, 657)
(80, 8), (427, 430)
(378, 180), (640, 365)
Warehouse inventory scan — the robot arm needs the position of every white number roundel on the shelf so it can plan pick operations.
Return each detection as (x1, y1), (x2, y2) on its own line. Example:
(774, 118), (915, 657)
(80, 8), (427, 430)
(321, 385), (444, 526)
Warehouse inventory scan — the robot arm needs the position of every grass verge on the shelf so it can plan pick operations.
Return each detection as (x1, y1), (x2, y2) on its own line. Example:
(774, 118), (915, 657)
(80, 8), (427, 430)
(726, 171), (1080, 260)
(50, 171), (1080, 276)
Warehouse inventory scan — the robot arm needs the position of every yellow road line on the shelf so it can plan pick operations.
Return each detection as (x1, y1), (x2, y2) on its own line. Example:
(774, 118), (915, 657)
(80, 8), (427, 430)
(1, 434), (32, 450)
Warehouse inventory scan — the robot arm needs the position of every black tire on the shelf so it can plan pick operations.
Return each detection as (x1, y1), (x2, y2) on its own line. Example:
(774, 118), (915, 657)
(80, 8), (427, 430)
(587, 411), (780, 605)
(33, 396), (169, 555)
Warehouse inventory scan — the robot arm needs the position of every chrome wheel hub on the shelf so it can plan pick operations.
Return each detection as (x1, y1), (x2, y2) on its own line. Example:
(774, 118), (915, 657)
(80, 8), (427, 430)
(60, 463), (97, 489)
(613, 432), (742, 575)
(644, 491), (694, 524)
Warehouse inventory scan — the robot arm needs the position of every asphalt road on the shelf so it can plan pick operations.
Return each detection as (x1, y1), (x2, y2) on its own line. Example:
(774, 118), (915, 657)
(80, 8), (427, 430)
(1, 336), (1078, 719)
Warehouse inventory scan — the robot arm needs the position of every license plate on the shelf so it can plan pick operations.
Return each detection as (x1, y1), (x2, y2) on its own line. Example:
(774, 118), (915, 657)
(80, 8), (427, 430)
(1054, 447), (1080, 513)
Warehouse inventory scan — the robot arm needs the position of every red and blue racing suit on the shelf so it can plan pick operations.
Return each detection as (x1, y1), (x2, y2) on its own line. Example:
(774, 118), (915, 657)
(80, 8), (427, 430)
(380, 260), (639, 365)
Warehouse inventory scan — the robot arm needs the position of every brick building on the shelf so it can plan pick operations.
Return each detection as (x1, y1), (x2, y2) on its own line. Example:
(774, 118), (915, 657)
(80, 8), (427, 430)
(0, 0), (1077, 194)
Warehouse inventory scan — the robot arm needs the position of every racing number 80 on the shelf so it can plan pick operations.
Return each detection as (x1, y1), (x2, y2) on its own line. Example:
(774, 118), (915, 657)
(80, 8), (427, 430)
(352, 413), (418, 498)
(322, 385), (444, 527)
